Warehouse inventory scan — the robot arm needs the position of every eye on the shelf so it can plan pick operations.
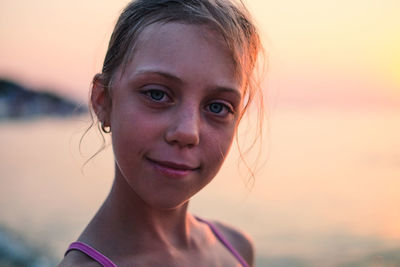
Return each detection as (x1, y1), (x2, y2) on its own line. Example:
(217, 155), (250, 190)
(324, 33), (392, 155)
(209, 103), (224, 113)
(141, 88), (171, 103)
(206, 102), (234, 116)
(148, 90), (166, 101)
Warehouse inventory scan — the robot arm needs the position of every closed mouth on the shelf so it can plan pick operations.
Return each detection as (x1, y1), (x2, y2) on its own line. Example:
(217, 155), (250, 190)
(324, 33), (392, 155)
(146, 157), (199, 171)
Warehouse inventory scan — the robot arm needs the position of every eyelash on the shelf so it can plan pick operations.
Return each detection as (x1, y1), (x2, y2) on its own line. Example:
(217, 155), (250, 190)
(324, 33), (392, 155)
(142, 89), (171, 103)
(206, 102), (234, 116)
(141, 88), (235, 117)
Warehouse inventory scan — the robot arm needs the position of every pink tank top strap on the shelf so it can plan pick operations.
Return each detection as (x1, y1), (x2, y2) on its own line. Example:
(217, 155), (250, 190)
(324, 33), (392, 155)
(65, 241), (117, 267)
(65, 218), (249, 267)
(195, 216), (250, 267)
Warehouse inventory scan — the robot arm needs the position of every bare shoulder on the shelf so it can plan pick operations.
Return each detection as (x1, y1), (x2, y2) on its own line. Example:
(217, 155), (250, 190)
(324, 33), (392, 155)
(58, 250), (100, 267)
(211, 220), (254, 266)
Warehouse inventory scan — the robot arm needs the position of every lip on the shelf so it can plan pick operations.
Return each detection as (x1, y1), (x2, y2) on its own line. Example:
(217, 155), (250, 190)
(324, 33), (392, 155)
(146, 157), (199, 178)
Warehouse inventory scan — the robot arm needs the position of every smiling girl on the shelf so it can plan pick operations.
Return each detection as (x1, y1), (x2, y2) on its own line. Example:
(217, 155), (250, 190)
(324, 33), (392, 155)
(59, 0), (263, 266)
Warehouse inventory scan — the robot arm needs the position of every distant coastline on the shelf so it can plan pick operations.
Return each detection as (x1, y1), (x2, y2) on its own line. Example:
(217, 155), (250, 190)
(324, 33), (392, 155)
(0, 78), (87, 120)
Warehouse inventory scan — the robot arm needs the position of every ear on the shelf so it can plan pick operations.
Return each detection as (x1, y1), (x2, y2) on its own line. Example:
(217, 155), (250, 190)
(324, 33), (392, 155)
(91, 74), (111, 125)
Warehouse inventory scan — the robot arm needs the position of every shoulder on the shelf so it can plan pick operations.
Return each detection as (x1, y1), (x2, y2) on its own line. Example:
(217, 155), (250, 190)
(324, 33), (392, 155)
(211, 220), (254, 266)
(58, 250), (100, 267)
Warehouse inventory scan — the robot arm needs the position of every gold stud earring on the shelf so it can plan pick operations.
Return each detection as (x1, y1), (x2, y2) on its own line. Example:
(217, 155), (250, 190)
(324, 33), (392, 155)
(101, 122), (111, 133)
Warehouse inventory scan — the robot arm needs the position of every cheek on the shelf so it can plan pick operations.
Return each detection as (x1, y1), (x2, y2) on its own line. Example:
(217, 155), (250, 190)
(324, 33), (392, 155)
(110, 125), (140, 177)
(110, 109), (162, 166)
(202, 126), (236, 178)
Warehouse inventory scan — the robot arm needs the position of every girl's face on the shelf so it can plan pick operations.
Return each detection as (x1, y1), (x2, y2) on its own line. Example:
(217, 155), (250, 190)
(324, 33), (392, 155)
(101, 22), (243, 209)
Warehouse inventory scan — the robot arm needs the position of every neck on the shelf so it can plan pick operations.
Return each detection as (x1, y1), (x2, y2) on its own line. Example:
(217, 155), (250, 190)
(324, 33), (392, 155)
(80, 168), (198, 256)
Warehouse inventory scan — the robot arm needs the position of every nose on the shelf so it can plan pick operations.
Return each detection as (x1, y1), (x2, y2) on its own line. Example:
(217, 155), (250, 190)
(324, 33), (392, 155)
(165, 106), (200, 148)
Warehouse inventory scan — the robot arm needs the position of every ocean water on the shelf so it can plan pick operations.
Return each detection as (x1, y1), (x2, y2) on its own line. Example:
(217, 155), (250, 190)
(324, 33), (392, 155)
(0, 108), (399, 266)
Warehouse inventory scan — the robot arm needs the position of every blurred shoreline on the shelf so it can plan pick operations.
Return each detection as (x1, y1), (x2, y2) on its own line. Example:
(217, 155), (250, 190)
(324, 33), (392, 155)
(0, 78), (87, 120)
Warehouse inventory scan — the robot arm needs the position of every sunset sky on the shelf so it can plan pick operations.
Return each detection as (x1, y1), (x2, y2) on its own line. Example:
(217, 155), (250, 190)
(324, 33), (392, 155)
(1, 1), (400, 261)
(0, 0), (399, 108)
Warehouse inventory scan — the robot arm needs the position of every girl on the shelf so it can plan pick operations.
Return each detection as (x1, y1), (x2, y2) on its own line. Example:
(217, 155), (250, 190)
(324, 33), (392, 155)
(60, 0), (263, 266)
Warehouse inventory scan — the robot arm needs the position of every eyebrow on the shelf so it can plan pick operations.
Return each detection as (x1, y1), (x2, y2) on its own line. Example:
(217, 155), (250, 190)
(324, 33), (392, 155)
(133, 69), (242, 98)
(134, 69), (183, 85)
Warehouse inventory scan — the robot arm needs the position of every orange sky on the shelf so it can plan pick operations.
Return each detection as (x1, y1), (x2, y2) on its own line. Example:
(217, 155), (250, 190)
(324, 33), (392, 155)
(0, 0), (399, 107)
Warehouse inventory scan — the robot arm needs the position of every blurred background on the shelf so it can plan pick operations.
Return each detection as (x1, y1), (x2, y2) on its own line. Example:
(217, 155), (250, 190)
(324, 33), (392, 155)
(0, 0), (399, 266)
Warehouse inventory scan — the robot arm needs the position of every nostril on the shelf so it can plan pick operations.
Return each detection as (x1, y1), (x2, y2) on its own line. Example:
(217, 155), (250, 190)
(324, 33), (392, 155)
(164, 120), (200, 147)
(165, 129), (200, 147)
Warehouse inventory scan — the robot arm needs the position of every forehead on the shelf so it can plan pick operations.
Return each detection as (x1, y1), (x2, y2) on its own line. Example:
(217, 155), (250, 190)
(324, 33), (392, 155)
(118, 22), (242, 93)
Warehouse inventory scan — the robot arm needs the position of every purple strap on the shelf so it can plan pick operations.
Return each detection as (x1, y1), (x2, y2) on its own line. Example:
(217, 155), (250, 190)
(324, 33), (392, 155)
(65, 241), (117, 267)
(196, 217), (250, 267)
(65, 218), (249, 267)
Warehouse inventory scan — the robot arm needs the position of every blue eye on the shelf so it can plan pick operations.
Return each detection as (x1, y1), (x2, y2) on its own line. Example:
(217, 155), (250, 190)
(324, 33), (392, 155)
(209, 103), (224, 113)
(207, 102), (234, 117)
(149, 90), (165, 101)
